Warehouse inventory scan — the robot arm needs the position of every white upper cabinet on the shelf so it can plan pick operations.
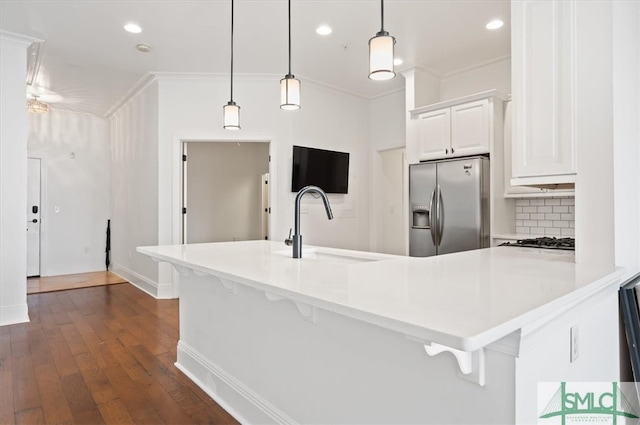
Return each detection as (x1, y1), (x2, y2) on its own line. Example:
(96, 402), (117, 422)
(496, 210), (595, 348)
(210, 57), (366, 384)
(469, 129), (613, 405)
(503, 100), (574, 197)
(411, 93), (500, 162)
(451, 99), (490, 158)
(511, 0), (577, 187)
(416, 108), (451, 160)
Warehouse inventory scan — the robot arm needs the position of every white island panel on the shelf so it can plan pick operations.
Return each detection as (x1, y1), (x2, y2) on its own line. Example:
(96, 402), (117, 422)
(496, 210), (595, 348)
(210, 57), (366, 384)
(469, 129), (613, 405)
(138, 241), (622, 424)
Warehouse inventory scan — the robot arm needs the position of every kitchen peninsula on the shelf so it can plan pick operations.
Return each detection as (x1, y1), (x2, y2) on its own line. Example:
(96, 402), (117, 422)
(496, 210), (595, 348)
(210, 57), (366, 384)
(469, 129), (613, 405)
(138, 241), (622, 424)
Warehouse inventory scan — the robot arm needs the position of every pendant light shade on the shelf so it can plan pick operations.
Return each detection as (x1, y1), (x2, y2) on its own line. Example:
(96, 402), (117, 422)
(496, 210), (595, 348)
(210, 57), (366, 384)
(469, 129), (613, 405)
(223, 101), (240, 130)
(280, 75), (300, 110)
(368, 0), (396, 81)
(223, 0), (241, 130)
(280, 0), (300, 110)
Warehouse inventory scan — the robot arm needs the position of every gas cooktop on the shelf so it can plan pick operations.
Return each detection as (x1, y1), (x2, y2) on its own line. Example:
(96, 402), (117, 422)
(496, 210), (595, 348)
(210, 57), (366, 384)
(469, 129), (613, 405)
(499, 236), (575, 250)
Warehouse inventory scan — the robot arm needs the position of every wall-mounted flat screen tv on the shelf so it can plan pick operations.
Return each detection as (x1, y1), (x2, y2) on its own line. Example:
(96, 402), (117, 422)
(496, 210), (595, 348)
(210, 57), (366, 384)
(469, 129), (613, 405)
(291, 145), (350, 194)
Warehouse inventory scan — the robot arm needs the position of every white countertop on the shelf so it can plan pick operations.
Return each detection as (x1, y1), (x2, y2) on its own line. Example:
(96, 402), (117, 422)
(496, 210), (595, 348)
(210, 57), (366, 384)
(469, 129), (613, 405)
(138, 241), (621, 352)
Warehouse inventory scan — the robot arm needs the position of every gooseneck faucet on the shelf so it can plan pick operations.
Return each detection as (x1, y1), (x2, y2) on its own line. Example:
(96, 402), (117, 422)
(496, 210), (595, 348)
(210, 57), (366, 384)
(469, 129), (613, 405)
(285, 185), (333, 258)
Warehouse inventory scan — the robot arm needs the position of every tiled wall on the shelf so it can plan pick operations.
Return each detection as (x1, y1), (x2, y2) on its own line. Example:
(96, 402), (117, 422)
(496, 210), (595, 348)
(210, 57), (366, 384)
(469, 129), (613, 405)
(515, 197), (575, 237)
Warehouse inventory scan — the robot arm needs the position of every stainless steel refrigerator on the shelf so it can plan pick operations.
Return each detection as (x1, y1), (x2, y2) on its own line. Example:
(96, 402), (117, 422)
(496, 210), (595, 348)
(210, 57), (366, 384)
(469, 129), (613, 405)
(409, 156), (490, 257)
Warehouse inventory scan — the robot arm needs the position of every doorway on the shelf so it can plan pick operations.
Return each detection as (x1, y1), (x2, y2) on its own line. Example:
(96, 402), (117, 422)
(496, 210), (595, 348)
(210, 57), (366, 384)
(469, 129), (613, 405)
(182, 142), (270, 244)
(374, 147), (406, 255)
(27, 157), (41, 277)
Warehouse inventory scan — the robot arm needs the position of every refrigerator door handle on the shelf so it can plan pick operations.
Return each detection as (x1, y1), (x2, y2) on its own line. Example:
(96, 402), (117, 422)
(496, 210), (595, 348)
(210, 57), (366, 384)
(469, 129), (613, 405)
(437, 185), (445, 246)
(428, 189), (437, 245)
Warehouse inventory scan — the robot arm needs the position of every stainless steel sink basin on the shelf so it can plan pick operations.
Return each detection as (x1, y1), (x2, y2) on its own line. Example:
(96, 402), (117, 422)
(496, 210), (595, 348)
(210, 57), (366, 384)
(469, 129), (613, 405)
(272, 247), (388, 264)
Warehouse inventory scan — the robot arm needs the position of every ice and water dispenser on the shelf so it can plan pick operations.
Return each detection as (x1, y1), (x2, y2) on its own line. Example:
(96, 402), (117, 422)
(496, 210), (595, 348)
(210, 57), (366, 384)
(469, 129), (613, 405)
(411, 204), (430, 229)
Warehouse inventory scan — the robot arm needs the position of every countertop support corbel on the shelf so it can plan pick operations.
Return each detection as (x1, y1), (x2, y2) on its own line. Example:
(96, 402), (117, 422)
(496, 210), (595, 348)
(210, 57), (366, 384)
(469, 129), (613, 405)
(405, 336), (485, 386)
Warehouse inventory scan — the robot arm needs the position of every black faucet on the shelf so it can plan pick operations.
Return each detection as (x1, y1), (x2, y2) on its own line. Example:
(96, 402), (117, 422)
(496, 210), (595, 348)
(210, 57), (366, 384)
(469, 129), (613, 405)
(285, 185), (333, 258)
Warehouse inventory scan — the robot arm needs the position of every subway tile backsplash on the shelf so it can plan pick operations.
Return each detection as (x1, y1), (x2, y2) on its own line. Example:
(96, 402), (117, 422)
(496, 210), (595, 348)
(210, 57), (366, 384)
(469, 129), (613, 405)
(515, 197), (575, 237)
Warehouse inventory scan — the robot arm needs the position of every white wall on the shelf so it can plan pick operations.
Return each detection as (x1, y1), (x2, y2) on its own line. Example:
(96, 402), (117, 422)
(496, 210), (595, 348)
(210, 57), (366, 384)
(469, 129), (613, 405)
(574, 1), (615, 266)
(186, 142), (269, 243)
(110, 74), (370, 296)
(110, 80), (160, 295)
(28, 109), (110, 276)
(440, 58), (511, 101)
(613, 0), (640, 272)
(0, 32), (33, 325)
(369, 90), (407, 254)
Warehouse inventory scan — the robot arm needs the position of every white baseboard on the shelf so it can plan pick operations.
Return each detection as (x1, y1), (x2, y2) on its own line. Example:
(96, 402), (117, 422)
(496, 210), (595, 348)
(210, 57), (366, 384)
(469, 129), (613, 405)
(110, 263), (175, 299)
(110, 263), (157, 297)
(0, 303), (29, 326)
(176, 340), (298, 425)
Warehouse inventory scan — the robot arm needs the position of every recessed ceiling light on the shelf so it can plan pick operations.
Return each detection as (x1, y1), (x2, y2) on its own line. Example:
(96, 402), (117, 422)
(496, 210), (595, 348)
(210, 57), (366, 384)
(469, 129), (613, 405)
(393, 58), (403, 66)
(136, 43), (152, 53)
(316, 25), (332, 35)
(485, 19), (504, 30)
(124, 23), (142, 34)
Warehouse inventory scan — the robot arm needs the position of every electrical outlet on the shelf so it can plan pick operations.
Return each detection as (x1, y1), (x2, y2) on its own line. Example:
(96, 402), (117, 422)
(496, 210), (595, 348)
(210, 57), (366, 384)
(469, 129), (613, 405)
(570, 325), (579, 362)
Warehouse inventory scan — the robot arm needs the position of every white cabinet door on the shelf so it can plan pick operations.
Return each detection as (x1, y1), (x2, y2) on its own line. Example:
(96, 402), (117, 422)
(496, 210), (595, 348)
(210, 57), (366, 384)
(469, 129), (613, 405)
(503, 101), (546, 196)
(512, 0), (576, 182)
(417, 108), (450, 161)
(451, 99), (490, 157)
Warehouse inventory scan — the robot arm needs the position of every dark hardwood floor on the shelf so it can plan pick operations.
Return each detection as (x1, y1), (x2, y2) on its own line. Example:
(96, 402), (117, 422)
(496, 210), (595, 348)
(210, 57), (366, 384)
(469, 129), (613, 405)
(0, 283), (239, 424)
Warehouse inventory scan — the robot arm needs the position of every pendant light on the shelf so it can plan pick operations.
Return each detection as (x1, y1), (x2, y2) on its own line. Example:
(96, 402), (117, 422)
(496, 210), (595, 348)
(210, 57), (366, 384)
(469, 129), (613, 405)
(368, 0), (396, 81)
(223, 0), (240, 130)
(280, 0), (300, 110)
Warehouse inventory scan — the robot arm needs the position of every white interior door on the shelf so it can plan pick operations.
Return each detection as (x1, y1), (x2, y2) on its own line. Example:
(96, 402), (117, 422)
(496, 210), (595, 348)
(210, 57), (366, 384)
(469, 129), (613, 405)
(261, 173), (270, 240)
(27, 158), (41, 277)
(376, 147), (406, 255)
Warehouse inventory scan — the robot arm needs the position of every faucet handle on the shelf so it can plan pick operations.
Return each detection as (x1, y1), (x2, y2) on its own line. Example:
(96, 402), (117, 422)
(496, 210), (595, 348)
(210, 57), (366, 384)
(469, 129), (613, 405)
(284, 228), (293, 246)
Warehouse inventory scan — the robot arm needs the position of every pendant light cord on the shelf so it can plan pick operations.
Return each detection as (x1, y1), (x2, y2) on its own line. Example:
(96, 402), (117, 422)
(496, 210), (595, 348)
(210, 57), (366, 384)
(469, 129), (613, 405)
(380, 0), (385, 31)
(288, 0), (292, 77)
(230, 0), (235, 102)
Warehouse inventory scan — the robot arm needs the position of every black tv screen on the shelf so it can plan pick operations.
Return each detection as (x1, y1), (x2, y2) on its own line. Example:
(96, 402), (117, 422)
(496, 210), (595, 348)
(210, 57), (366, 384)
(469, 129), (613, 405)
(291, 145), (350, 194)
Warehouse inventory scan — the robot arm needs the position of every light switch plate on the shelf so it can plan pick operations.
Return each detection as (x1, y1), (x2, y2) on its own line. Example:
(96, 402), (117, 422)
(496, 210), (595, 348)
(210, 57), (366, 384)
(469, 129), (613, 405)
(570, 325), (579, 362)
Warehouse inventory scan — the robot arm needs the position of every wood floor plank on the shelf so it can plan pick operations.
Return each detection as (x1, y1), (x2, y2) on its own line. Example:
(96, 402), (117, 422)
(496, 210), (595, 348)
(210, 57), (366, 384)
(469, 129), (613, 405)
(123, 316), (170, 355)
(60, 323), (90, 356)
(10, 325), (30, 359)
(12, 355), (41, 413)
(79, 330), (121, 370)
(136, 375), (195, 425)
(49, 336), (80, 377)
(84, 314), (120, 342)
(157, 352), (232, 417)
(27, 328), (55, 369)
(105, 338), (150, 383)
(28, 271), (127, 294)
(74, 351), (117, 404)
(67, 310), (96, 335)
(97, 399), (136, 425)
(102, 365), (165, 425)
(34, 363), (74, 424)
(0, 370), (14, 425)
(61, 372), (106, 425)
(0, 334), (12, 371)
(14, 406), (45, 425)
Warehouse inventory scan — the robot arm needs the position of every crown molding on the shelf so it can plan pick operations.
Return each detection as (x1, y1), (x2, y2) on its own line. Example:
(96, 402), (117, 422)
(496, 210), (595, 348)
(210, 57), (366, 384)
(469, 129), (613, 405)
(0, 30), (42, 46)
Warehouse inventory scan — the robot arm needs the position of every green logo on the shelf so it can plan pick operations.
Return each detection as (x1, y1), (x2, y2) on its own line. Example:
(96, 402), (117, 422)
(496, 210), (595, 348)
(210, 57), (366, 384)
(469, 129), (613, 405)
(539, 382), (639, 424)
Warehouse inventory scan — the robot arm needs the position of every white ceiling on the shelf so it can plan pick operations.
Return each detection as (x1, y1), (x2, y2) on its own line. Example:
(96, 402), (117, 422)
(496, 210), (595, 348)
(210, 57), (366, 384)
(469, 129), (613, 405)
(0, 0), (511, 117)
